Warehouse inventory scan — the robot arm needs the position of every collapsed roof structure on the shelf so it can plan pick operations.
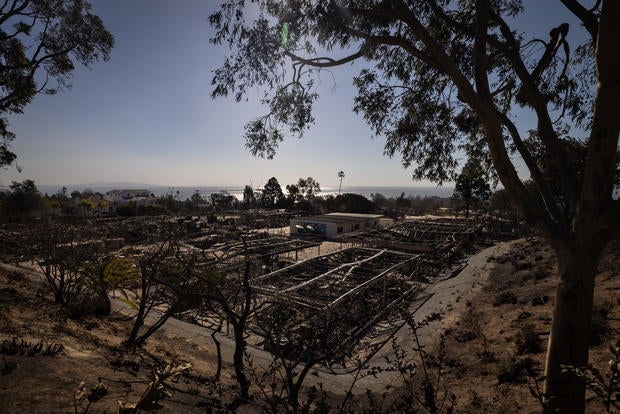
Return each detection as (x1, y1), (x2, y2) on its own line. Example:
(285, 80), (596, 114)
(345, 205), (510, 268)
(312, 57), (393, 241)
(185, 234), (321, 274)
(334, 219), (482, 264)
(199, 237), (320, 263)
(250, 247), (424, 361)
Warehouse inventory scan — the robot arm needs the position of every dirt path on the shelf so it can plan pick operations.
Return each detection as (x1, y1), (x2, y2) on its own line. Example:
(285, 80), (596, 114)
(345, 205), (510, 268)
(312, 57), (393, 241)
(307, 240), (519, 394)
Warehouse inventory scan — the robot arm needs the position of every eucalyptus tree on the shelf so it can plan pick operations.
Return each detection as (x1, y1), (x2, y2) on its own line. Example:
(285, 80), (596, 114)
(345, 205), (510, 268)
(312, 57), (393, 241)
(297, 176), (321, 199)
(262, 176), (284, 207)
(209, 1), (620, 411)
(0, 0), (114, 167)
(243, 184), (257, 207)
(452, 158), (491, 218)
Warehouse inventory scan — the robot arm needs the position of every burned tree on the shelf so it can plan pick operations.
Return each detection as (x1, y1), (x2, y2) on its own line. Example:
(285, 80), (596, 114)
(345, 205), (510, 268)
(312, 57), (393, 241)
(125, 239), (204, 349)
(22, 222), (107, 313)
(198, 245), (256, 403)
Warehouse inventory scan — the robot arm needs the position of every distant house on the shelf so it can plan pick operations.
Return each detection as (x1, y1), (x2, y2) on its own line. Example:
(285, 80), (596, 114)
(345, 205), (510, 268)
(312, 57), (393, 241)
(290, 212), (383, 239)
(104, 189), (156, 208)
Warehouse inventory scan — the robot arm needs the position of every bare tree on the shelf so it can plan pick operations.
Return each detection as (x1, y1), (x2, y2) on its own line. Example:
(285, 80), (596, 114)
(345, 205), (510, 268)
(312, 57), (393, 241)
(199, 250), (256, 403)
(125, 239), (203, 349)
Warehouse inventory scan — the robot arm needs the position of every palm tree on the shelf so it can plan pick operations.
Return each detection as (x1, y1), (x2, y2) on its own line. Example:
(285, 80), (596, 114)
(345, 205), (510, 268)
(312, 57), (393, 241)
(80, 256), (140, 315)
(338, 171), (345, 194)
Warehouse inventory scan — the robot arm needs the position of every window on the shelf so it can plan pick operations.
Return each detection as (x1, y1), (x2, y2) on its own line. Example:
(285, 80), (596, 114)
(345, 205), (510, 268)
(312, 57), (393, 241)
(337, 226), (343, 233)
(354, 224), (360, 230)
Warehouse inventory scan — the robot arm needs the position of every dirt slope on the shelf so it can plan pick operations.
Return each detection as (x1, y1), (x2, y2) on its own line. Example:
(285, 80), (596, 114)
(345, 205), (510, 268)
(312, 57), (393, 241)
(0, 238), (618, 413)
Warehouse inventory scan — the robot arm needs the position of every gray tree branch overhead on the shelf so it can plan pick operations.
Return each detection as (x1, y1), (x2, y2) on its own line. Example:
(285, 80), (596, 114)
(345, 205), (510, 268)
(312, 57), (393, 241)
(0, 0), (114, 168)
(210, 1), (619, 412)
(559, 0), (599, 41)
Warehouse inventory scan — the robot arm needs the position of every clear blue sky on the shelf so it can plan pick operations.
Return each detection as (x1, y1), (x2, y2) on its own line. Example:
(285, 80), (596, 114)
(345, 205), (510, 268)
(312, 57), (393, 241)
(0, 0), (589, 189)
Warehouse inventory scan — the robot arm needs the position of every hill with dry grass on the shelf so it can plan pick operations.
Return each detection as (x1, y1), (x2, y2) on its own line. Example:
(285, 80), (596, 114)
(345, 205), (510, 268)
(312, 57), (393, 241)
(0, 238), (618, 413)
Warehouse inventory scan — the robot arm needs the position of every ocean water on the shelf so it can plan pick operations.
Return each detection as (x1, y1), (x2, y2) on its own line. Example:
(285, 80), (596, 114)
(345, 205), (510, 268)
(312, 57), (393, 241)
(33, 184), (454, 201)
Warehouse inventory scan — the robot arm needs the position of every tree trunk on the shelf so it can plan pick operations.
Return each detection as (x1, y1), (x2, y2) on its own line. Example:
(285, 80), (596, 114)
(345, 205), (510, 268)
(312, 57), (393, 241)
(232, 322), (250, 400)
(212, 327), (222, 381)
(465, 198), (471, 219)
(126, 315), (143, 349)
(126, 296), (147, 349)
(544, 242), (601, 413)
(134, 310), (173, 348)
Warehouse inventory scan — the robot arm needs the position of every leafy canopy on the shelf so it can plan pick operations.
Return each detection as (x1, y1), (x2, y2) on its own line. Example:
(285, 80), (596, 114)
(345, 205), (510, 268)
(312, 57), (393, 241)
(210, 0), (593, 187)
(0, 0), (114, 167)
(452, 158), (491, 213)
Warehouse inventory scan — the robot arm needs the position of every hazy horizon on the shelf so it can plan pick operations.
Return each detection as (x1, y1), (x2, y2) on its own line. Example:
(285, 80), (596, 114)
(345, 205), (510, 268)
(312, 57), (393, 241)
(0, 181), (456, 200)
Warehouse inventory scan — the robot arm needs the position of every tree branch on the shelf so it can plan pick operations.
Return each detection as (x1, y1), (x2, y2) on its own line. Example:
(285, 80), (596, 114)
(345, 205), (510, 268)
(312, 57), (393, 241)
(496, 109), (566, 229)
(473, 0), (557, 233)
(559, 0), (599, 42)
(314, 6), (442, 71)
(390, 0), (477, 103)
(492, 11), (580, 212)
(0, 0), (30, 26)
(531, 23), (569, 81)
(0, 0), (10, 14)
(283, 48), (365, 68)
(332, 4), (397, 21)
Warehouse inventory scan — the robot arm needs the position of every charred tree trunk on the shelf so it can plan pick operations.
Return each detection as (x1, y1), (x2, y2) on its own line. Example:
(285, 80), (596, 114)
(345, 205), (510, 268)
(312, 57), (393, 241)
(222, 253), (253, 403)
(544, 240), (602, 413)
(125, 280), (150, 349)
(465, 197), (471, 219)
(125, 306), (145, 349)
(133, 308), (175, 348)
(232, 321), (250, 401)
(212, 320), (223, 381)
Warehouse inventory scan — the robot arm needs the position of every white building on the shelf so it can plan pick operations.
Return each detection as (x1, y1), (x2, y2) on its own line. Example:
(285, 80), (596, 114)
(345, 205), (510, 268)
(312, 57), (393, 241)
(290, 212), (383, 238)
(104, 189), (156, 207)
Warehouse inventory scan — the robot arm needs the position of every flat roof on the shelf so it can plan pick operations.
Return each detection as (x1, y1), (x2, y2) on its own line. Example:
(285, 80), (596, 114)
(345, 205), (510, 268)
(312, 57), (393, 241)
(325, 212), (383, 219)
(293, 213), (382, 225)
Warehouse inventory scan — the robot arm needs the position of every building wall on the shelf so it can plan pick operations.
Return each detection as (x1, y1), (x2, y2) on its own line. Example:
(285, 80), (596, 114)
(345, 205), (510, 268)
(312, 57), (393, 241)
(290, 216), (378, 238)
(104, 189), (156, 207)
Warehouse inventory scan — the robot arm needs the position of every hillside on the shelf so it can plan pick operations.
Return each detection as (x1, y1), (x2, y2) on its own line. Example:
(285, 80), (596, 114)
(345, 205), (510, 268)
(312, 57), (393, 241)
(0, 238), (618, 413)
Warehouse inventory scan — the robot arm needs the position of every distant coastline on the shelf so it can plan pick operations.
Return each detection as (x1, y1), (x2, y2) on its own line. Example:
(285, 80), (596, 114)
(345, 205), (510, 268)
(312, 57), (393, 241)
(5, 183), (455, 201)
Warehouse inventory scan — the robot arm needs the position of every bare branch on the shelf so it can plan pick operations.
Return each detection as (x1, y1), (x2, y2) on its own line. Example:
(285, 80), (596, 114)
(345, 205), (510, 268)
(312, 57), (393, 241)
(495, 109), (566, 230)
(531, 23), (569, 81)
(284, 48), (366, 68)
(560, 0), (599, 42)
(492, 10), (580, 211)
(473, 0), (556, 231)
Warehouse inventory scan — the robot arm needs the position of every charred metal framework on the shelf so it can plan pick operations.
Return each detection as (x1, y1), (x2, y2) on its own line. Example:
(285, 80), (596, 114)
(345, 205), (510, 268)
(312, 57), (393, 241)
(335, 219), (481, 261)
(252, 247), (419, 309)
(250, 247), (424, 361)
(201, 237), (320, 263)
(180, 234), (322, 281)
